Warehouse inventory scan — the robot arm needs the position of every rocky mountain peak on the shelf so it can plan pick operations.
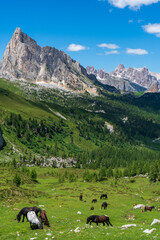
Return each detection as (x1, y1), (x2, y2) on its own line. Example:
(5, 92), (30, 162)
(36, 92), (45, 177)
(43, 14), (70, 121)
(116, 64), (125, 71)
(0, 28), (97, 93)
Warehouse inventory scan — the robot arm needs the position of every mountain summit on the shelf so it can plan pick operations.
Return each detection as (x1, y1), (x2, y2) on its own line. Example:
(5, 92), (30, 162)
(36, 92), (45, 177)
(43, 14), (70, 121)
(0, 28), (97, 92)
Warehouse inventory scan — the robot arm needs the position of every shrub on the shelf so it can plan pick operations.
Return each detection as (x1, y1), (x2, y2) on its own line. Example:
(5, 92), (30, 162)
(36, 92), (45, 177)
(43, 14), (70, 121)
(13, 174), (21, 187)
(30, 169), (37, 181)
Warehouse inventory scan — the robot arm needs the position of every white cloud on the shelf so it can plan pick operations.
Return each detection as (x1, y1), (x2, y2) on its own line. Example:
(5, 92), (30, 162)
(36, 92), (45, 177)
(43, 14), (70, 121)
(108, 0), (160, 9)
(128, 19), (133, 23)
(97, 43), (120, 49)
(67, 44), (86, 52)
(105, 50), (119, 55)
(126, 48), (148, 55)
(143, 23), (160, 37)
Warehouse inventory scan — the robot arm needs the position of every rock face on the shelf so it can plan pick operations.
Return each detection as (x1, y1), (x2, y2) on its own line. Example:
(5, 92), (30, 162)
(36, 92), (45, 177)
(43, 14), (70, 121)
(0, 130), (5, 149)
(86, 66), (146, 92)
(0, 28), (95, 92)
(110, 64), (159, 90)
(86, 65), (160, 92)
(86, 66), (109, 80)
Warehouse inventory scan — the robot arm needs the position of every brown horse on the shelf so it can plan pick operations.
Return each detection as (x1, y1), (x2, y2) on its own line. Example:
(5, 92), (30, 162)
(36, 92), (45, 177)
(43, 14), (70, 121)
(40, 210), (50, 227)
(145, 206), (155, 211)
(90, 206), (94, 210)
(94, 215), (113, 226)
(79, 193), (83, 201)
(101, 202), (108, 209)
(92, 199), (97, 203)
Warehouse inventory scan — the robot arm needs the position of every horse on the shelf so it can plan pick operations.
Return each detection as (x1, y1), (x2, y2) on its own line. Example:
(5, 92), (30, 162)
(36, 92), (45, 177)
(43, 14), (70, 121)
(86, 215), (99, 225)
(92, 199), (97, 203)
(90, 206), (94, 210)
(17, 206), (42, 223)
(40, 210), (50, 227)
(101, 202), (108, 209)
(145, 206), (155, 211)
(94, 215), (113, 226)
(27, 211), (43, 229)
(100, 194), (107, 199)
(79, 193), (83, 201)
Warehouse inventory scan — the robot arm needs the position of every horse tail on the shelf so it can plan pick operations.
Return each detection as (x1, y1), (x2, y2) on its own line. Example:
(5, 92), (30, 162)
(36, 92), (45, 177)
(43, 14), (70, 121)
(44, 212), (48, 221)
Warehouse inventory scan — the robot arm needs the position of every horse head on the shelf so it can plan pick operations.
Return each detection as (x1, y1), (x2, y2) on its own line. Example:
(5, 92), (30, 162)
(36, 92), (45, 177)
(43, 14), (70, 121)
(17, 214), (21, 223)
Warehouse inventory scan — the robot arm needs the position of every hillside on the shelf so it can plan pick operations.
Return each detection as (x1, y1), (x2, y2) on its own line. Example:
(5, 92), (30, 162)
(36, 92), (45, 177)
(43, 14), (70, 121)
(0, 77), (160, 168)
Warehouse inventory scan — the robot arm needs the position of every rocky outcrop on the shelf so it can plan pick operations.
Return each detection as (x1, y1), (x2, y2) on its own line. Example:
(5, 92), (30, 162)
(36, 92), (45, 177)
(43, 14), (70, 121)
(0, 129), (5, 149)
(0, 28), (96, 92)
(86, 66), (109, 80)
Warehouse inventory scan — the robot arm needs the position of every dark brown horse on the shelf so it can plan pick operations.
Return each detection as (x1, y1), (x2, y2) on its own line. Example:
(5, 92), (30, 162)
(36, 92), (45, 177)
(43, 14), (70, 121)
(40, 210), (50, 227)
(92, 199), (97, 203)
(145, 206), (155, 211)
(17, 206), (42, 223)
(86, 215), (99, 225)
(100, 194), (108, 199)
(101, 202), (108, 209)
(79, 193), (83, 201)
(90, 206), (94, 210)
(94, 215), (113, 226)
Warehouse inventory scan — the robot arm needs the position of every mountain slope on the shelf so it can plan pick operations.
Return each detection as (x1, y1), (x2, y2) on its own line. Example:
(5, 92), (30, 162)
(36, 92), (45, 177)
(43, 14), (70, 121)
(0, 77), (160, 168)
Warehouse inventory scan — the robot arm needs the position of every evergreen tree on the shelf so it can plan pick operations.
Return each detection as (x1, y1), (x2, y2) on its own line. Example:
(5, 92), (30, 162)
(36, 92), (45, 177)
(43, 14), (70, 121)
(13, 174), (21, 187)
(30, 169), (37, 181)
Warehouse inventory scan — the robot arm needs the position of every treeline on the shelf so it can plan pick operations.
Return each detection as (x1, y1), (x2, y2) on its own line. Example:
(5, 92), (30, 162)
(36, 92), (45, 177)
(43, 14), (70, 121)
(75, 145), (160, 169)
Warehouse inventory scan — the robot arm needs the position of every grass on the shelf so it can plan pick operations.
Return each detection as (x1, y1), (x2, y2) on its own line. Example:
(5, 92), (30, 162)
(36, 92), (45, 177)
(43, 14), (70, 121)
(0, 167), (160, 240)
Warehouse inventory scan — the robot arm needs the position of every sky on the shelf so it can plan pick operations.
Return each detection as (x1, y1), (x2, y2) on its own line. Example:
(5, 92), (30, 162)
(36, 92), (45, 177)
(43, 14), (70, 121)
(0, 0), (160, 73)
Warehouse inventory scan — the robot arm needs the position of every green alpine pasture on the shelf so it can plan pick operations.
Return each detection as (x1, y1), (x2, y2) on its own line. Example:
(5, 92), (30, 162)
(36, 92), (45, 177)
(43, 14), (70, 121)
(0, 167), (160, 240)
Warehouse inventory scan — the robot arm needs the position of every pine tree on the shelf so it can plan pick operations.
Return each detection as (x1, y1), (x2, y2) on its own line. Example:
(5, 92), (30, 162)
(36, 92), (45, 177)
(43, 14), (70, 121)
(13, 174), (21, 187)
(30, 169), (37, 181)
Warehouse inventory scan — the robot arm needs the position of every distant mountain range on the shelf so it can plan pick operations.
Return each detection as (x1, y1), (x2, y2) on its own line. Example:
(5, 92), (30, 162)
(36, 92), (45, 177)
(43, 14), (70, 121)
(0, 28), (160, 93)
(86, 65), (160, 92)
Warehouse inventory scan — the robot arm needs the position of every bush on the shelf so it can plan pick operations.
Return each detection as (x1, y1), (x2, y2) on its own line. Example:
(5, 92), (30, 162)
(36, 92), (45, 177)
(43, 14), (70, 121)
(30, 169), (37, 181)
(13, 174), (21, 187)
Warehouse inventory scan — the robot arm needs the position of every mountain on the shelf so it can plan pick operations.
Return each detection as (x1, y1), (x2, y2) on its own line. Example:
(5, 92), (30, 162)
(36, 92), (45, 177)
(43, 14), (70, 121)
(86, 66), (147, 92)
(110, 64), (159, 91)
(0, 28), (101, 93)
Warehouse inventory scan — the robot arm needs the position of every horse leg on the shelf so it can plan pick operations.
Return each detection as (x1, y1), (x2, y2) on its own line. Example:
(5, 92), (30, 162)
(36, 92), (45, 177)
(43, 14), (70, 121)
(96, 223), (98, 226)
(109, 220), (113, 226)
(106, 222), (109, 226)
(22, 215), (25, 222)
(103, 222), (105, 226)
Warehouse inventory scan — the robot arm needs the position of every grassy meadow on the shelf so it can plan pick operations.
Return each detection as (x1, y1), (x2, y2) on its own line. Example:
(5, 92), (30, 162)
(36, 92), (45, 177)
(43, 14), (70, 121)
(0, 167), (160, 240)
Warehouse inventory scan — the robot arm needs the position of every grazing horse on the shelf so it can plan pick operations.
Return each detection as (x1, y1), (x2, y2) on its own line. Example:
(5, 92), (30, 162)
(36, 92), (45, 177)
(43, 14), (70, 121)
(90, 206), (94, 210)
(101, 202), (108, 210)
(27, 211), (43, 229)
(92, 199), (97, 203)
(79, 193), (83, 201)
(145, 206), (155, 211)
(94, 215), (113, 226)
(40, 210), (50, 227)
(86, 215), (99, 225)
(100, 194), (107, 199)
(17, 206), (42, 223)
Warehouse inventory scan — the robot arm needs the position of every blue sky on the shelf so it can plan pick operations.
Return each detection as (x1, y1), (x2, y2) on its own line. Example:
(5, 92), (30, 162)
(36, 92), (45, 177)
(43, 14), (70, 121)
(0, 0), (160, 72)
